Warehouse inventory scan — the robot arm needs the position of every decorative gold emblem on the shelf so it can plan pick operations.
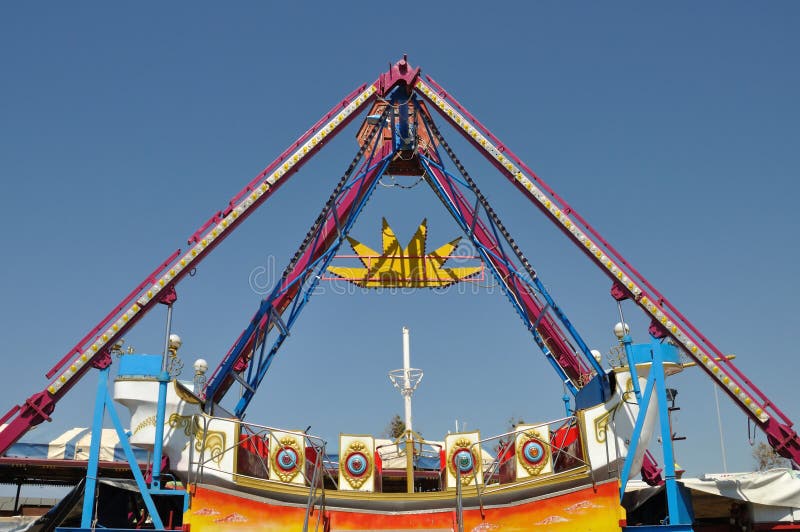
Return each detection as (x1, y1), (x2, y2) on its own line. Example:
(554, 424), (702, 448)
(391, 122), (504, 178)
(168, 413), (195, 437)
(594, 410), (612, 444)
(594, 379), (634, 443)
(168, 414), (226, 465)
(327, 218), (482, 288)
(339, 440), (373, 489)
(173, 380), (201, 404)
(447, 437), (480, 486)
(515, 430), (551, 476)
(133, 415), (157, 435)
(270, 436), (303, 483)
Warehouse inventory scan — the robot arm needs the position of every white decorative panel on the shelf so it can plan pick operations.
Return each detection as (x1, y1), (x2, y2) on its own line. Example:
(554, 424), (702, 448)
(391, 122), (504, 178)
(445, 431), (482, 489)
(338, 434), (375, 492)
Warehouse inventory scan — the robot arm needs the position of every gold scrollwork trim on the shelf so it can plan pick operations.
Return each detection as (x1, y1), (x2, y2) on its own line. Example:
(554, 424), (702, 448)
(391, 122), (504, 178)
(168, 413), (195, 437)
(620, 377), (636, 404)
(199, 429), (226, 466)
(339, 440), (373, 489)
(169, 415), (226, 465)
(173, 381), (200, 404)
(133, 415), (157, 435)
(594, 410), (612, 444)
(595, 379), (633, 443)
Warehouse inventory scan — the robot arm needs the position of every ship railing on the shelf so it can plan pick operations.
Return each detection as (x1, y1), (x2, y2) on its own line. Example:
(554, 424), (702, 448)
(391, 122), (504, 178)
(459, 416), (590, 524)
(375, 438), (443, 467)
(468, 416), (591, 491)
(376, 436), (445, 491)
(187, 414), (337, 492)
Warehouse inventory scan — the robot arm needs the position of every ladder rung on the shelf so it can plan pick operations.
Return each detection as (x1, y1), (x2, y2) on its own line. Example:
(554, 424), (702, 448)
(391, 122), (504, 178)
(231, 372), (256, 393)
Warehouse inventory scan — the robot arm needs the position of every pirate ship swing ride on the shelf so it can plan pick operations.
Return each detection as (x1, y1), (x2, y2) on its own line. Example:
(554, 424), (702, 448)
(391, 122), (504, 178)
(1, 57), (798, 532)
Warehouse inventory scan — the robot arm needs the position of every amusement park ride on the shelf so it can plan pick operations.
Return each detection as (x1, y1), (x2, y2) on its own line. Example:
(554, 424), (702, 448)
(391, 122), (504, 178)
(0, 57), (797, 531)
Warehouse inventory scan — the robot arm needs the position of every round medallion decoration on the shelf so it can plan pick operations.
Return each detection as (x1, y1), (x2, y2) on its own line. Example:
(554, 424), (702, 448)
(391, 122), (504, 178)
(277, 447), (299, 471)
(340, 440), (373, 489)
(346, 452), (368, 476)
(270, 436), (303, 483)
(447, 438), (480, 486)
(516, 430), (551, 476)
(453, 449), (474, 473)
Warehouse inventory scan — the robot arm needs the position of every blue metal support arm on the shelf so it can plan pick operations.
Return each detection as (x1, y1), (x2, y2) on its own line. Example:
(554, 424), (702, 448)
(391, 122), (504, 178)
(618, 342), (694, 530)
(203, 154), (392, 407)
(232, 151), (395, 417)
(203, 104), (395, 407)
(420, 157), (578, 395)
(419, 155), (604, 378)
(618, 369), (656, 497)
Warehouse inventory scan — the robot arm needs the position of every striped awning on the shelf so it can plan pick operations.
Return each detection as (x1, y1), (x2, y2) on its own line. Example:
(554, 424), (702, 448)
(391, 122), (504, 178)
(3, 425), (148, 463)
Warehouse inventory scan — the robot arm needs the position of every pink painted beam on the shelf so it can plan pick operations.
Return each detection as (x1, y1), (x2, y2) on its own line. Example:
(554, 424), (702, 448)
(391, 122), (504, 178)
(424, 160), (591, 387)
(0, 81), (379, 456)
(415, 75), (800, 466)
(207, 144), (394, 405)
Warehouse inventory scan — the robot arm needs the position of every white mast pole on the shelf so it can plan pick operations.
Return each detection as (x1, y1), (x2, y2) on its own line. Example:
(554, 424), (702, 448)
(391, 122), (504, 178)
(388, 327), (423, 494)
(402, 326), (413, 432)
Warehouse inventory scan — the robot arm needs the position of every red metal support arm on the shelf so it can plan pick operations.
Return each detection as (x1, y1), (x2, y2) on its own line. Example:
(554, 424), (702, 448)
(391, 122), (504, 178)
(423, 157), (591, 389)
(0, 81), (381, 456)
(206, 143), (395, 405)
(414, 75), (800, 465)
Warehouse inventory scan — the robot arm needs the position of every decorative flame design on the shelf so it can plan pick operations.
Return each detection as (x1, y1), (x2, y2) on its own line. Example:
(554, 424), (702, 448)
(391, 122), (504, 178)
(327, 218), (481, 288)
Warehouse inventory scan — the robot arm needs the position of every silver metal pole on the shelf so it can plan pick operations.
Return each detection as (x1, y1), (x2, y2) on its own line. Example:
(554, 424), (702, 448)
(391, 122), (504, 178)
(162, 305), (173, 372)
(402, 326), (412, 432)
(713, 383), (728, 472)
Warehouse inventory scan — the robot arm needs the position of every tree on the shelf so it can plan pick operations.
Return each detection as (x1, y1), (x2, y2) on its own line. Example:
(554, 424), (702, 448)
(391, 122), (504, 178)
(752, 442), (790, 470)
(385, 414), (406, 439)
(495, 416), (525, 453)
(507, 416), (525, 432)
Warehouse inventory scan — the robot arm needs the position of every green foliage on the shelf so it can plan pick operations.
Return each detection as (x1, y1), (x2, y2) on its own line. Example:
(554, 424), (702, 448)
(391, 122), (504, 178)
(752, 442), (790, 470)
(495, 416), (525, 453)
(385, 414), (406, 439)
(507, 416), (525, 432)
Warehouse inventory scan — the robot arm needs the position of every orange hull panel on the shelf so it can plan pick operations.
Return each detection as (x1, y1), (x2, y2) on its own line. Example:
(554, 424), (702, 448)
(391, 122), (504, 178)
(186, 479), (624, 531)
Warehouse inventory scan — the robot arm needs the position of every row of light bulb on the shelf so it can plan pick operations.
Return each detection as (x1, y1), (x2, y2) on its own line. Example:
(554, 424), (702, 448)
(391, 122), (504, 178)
(416, 80), (768, 424)
(47, 86), (378, 396)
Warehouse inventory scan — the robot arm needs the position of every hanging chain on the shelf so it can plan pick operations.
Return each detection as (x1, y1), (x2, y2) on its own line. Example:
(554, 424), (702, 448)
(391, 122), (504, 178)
(281, 105), (392, 281)
(420, 114), (540, 283)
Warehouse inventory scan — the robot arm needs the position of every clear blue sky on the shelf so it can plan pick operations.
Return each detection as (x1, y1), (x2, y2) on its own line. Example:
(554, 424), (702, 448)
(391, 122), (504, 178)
(1, 1), (798, 482)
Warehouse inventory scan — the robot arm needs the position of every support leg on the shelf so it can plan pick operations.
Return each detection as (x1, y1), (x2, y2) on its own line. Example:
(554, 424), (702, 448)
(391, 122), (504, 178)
(80, 367), (109, 529)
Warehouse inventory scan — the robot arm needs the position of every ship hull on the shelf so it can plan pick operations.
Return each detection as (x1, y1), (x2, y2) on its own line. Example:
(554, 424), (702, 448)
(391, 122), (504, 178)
(186, 477), (624, 531)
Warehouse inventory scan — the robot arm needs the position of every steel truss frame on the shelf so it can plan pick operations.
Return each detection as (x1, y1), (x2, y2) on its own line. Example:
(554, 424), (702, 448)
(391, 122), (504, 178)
(1, 57), (796, 472)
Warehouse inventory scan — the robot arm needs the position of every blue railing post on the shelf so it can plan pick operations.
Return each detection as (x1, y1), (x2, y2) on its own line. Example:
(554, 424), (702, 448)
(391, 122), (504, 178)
(80, 366), (109, 529)
(652, 345), (694, 529)
(152, 303), (174, 489)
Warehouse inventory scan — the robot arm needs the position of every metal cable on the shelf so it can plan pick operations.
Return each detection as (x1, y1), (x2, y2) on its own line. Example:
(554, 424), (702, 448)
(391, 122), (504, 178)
(281, 105), (392, 281)
(421, 114), (591, 381)
(421, 114), (540, 283)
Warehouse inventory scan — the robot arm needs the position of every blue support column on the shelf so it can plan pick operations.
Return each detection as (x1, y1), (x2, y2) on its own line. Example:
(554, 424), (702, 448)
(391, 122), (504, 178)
(74, 366), (172, 531)
(80, 367), (109, 529)
(150, 373), (169, 489)
(152, 303), (174, 489)
(622, 334), (643, 401)
(651, 347), (693, 529)
(103, 383), (168, 529)
(562, 390), (572, 416)
(621, 342), (693, 531)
